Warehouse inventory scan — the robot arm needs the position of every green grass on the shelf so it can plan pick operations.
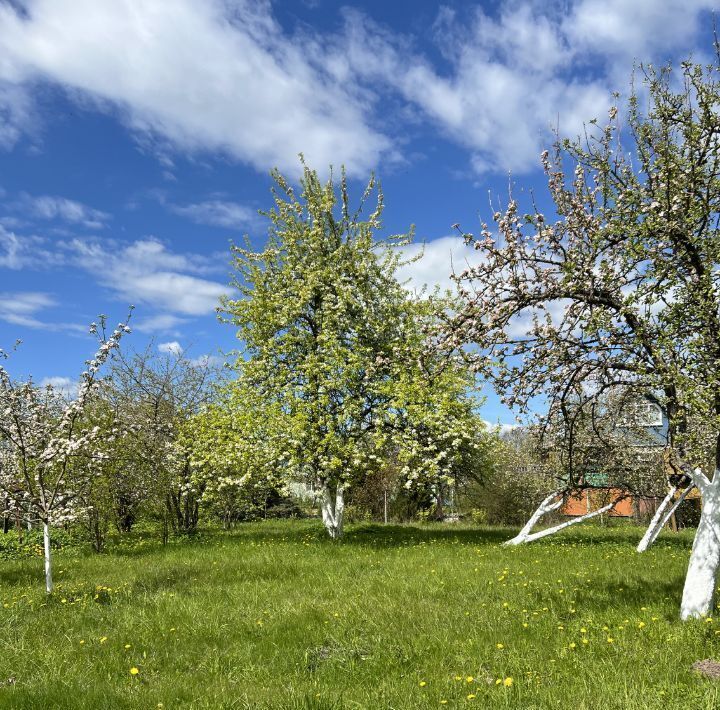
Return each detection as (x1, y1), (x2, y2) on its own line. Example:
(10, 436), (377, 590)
(0, 520), (718, 709)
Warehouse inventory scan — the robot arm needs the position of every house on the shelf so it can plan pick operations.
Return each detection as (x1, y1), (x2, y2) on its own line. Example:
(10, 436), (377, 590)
(561, 394), (699, 520)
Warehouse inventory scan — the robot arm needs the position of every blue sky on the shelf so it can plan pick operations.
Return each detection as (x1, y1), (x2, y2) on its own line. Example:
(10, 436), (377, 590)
(0, 0), (714, 425)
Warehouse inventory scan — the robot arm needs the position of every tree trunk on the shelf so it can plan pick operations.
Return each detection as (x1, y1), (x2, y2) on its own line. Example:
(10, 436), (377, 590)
(507, 500), (617, 545)
(503, 491), (564, 546)
(321, 483), (345, 540)
(43, 522), (53, 594)
(383, 490), (388, 524)
(637, 484), (694, 553)
(680, 470), (720, 619)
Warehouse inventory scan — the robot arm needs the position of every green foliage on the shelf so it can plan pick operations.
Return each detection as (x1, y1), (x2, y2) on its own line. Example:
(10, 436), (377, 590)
(214, 160), (496, 526)
(220, 162), (416, 495)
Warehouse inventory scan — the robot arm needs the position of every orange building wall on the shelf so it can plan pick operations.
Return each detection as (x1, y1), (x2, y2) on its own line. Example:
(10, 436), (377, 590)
(562, 488), (634, 517)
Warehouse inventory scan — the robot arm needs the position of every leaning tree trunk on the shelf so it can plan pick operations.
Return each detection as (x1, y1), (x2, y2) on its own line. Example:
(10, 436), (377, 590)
(503, 491), (564, 545)
(43, 522), (53, 594)
(637, 483), (694, 553)
(320, 483), (345, 540)
(504, 489), (621, 546)
(680, 467), (720, 620)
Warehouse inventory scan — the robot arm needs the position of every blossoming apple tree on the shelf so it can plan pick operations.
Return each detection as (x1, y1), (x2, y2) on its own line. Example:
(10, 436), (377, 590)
(0, 316), (130, 592)
(449, 56), (720, 619)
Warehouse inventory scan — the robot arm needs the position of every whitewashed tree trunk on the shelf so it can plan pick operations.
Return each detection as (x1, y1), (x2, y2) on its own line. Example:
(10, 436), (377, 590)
(637, 486), (677, 553)
(637, 483), (694, 553)
(509, 500), (618, 545)
(503, 491), (564, 546)
(680, 468), (720, 620)
(43, 522), (53, 594)
(321, 483), (345, 540)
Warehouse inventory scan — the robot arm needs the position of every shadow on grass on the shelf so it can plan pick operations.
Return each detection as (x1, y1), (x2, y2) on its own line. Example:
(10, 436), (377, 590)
(224, 519), (695, 551)
(561, 576), (688, 618)
(0, 560), (43, 587)
(205, 520), (517, 549)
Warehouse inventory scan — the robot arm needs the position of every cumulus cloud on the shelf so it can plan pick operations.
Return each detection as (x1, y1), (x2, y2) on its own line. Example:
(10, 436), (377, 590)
(158, 340), (182, 355)
(132, 313), (189, 335)
(169, 199), (259, 230)
(0, 0), (391, 176)
(65, 237), (231, 316)
(331, 1), (714, 174)
(39, 375), (78, 398)
(16, 193), (109, 228)
(0, 1), (712, 178)
(396, 235), (477, 294)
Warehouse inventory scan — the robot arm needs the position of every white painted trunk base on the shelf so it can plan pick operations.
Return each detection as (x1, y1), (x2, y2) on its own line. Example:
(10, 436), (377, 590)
(637, 484), (694, 553)
(504, 491), (619, 546)
(321, 484), (345, 540)
(680, 467), (720, 620)
(43, 523), (53, 594)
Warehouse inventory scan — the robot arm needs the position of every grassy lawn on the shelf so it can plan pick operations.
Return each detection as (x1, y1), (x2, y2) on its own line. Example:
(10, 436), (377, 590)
(0, 520), (718, 709)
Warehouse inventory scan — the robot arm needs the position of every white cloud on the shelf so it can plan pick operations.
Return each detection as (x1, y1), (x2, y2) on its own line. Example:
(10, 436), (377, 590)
(0, 1), (712, 179)
(483, 419), (520, 436)
(396, 236), (477, 294)
(564, 0), (713, 65)
(39, 375), (78, 399)
(169, 199), (259, 229)
(65, 237), (231, 316)
(158, 340), (182, 355)
(132, 313), (189, 335)
(0, 227), (39, 269)
(334, 2), (713, 174)
(0, 80), (34, 149)
(16, 193), (109, 228)
(0, 290), (56, 327)
(189, 353), (224, 368)
(0, 290), (85, 332)
(0, 0), (391, 176)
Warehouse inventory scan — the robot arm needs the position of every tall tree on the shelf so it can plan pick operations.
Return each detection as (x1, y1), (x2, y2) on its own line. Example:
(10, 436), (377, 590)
(449, 56), (720, 619)
(221, 163), (477, 538)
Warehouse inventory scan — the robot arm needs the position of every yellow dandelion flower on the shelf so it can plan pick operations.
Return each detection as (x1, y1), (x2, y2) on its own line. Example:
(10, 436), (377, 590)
(124, 644), (131, 649)
(582, 638), (589, 645)
(503, 677), (513, 687)
(466, 676), (474, 683)
(569, 642), (576, 649)
(129, 667), (140, 675)
(467, 693), (476, 699)
(100, 637), (108, 643)
(607, 637), (614, 643)
(496, 643), (504, 649)
(440, 701), (448, 705)
(419, 681), (427, 687)
(637, 622), (646, 629)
